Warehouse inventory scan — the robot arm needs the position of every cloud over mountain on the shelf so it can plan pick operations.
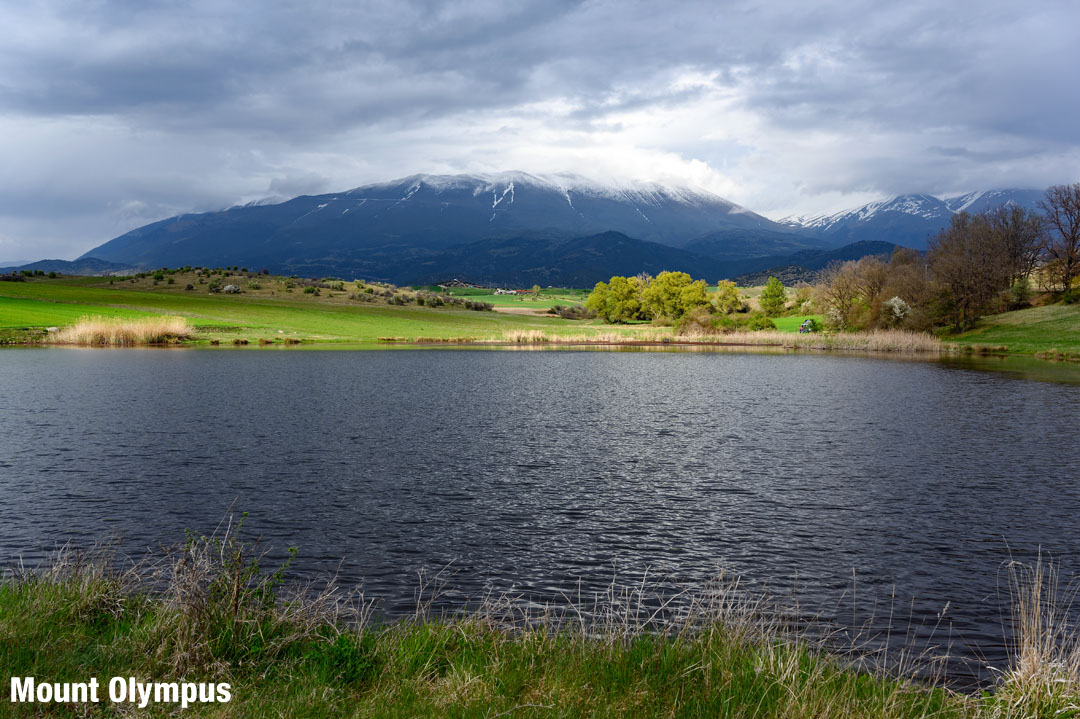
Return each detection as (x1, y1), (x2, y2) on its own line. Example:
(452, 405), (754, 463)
(1, 0), (1078, 259)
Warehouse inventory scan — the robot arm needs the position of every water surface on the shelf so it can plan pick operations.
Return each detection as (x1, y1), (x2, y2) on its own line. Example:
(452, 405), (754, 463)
(1, 347), (1078, 685)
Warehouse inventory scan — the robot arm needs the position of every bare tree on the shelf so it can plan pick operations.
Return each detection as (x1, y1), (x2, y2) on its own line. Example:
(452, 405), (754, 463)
(816, 260), (861, 330)
(985, 204), (1045, 283)
(1039, 183), (1080, 294)
(927, 212), (1013, 330)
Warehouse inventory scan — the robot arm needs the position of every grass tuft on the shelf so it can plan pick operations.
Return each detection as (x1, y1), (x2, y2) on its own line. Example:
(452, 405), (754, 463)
(49, 315), (194, 346)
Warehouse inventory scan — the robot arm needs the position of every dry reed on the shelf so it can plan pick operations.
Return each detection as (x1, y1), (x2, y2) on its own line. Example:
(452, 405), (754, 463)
(50, 315), (194, 346)
(487, 327), (944, 352)
(996, 556), (1080, 713)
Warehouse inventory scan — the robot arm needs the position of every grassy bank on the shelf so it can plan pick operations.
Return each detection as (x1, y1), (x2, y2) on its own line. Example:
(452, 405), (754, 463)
(951, 304), (1080, 359)
(1, 275), (927, 351)
(4, 274), (1074, 360)
(2, 528), (1077, 717)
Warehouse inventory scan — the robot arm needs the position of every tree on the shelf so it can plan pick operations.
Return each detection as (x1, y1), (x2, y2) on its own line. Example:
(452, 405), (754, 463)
(985, 204), (1045, 283)
(712, 280), (742, 314)
(816, 261), (860, 330)
(1039, 183), (1080, 295)
(531, 284), (541, 298)
(586, 276), (645, 323)
(758, 276), (787, 317)
(927, 212), (1013, 330)
(640, 271), (709, 321)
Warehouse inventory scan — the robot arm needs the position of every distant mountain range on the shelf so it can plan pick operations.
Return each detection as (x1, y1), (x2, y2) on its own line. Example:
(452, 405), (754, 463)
(0, 257), (136, 276)
(779, 190), (1044, 250)
(60, 173), (1047, 286)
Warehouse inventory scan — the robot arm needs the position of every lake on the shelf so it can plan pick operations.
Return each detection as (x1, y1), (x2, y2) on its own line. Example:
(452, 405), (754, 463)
(2, 347), (1078, 686)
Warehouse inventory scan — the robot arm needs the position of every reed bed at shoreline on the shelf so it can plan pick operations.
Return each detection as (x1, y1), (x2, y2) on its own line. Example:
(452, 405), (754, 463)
(490, 327), (946, 353)
(49, 315), (194, 346)
(1, 524), (1076, 717)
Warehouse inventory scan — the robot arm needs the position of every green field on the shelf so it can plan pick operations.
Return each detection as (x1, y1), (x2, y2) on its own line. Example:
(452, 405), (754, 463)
(771, 314), (824, 333)
(0, 296), (167, 327)
(952, 303), (1080, 356)
(444, 286), (590, 309)
(0, 274), (601, 343)
(4, 274), (1074, 356)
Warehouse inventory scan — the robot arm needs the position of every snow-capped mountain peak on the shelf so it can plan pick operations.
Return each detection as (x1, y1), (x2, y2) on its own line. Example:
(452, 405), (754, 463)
(779, 189), (1043, 250)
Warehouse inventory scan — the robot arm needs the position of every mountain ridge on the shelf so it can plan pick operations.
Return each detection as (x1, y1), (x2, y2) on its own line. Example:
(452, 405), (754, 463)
(779, 189), (1044, 250)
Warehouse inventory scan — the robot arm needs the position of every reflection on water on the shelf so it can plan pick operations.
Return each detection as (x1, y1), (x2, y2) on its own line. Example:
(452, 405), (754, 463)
(0, 347), (1078, 686)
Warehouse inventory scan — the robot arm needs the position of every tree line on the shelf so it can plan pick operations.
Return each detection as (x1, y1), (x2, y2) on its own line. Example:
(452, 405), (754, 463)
(585, 183), (1079, 334)
(816, 183), (1080, 332)
(585, 271), (796, 333)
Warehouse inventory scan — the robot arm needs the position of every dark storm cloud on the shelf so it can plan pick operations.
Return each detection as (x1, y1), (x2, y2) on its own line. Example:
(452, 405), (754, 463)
(5, 0), (1073, 140)
(1, 0), (1078, 257)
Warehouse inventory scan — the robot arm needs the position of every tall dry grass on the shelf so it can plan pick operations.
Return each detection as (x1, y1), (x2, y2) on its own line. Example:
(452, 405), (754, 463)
(491, 327), (944, 352)
(50, 315), (194, 346)
(995, 556), (1080, 714)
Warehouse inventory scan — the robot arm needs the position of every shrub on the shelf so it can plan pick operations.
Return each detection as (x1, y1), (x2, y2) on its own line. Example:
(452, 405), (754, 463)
(547, 304), (595, 320)
(303, 286), (317, 295)
(746, 312), (776, 331)
(153, 271), (165, 281)
(167, 277), (175, 284)
(248, 281), (261, 290)
(881, 296), (910, 326)
(675, 306), (722, 335)
(185, 284), (194, 291)
(48, 271), (57, 278)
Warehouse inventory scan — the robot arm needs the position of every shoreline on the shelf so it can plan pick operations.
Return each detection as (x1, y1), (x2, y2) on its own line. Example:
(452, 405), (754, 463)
(3, 532), (1076, 718)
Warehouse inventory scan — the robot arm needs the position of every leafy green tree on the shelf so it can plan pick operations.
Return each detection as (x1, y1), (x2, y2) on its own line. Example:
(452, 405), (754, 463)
(586, 276), (645, 323)
(641, 271), (709, 320)
(712, 280), (742, 314)
(759, 276), (787, 317)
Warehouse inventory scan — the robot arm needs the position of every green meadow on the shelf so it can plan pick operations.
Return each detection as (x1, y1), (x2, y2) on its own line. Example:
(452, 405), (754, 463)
(952, 303), (1080, 356)
(0, 274), (585, 343)
(2, 274), (1075, 357)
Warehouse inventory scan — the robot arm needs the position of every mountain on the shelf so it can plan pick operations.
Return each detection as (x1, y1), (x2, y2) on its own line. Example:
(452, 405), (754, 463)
(386, 231), (739, 287)
(941, 189), (1046, 215)
(781, 189), (1043, 250)
(78, 171), (829, 281)
(729, 240), (900, 286)
(0, 257), (136, 276)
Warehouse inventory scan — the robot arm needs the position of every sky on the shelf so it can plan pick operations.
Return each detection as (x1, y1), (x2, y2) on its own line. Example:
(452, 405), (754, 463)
(1, 0), (1078, 261)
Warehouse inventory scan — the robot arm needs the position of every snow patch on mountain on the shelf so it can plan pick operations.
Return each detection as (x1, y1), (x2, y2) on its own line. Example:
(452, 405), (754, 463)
(345, 170), (745, 214)
(781, 190), (1039, 233)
